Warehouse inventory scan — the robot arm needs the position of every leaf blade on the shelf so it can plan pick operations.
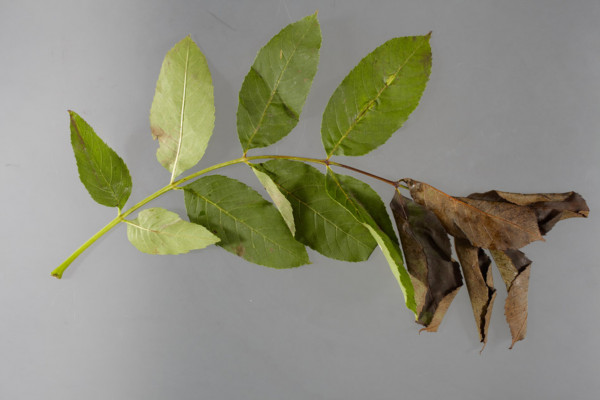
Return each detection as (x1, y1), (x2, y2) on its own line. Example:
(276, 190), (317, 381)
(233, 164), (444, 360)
(237, 13), (321, 152)
(321, 35), (431, 157)
(467, 190), (589, 235)
(251, 165), (296, 235)
(184, 175), (309, 269)
(69, 111), (132, 209)
(325, 170), (398, 242)
(405, 179), (543, 250)
(390, 192), (463, 331)
(150, 36), (215, 179)
(126, 208), (219, 255)
(455, 239), (496, 348)
(254, 160), (376, 262)
(490, 249), (532, 349)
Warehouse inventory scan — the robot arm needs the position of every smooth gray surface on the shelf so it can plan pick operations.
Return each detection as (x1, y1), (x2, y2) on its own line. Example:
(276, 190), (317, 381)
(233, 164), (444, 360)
(1, 0), (599, 398)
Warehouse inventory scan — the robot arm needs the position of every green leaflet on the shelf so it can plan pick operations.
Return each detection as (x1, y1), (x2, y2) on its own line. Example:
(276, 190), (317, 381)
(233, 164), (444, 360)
(251, 165), (296, 235)
(184, 175), (309, 269)
(150, 36), (215, 180)
(321, 35), (432, 157)
(325, 170), (398, 243)
(254, 160), (377, 262)
(325, 170), (416, 314)
(126, 208), (219, 255)
(237, 13), (321, 152)
(69, 111), (132, 209)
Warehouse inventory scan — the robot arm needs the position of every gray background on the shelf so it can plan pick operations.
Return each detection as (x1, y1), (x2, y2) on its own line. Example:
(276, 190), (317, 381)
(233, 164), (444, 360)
(1, 0), (599, 399)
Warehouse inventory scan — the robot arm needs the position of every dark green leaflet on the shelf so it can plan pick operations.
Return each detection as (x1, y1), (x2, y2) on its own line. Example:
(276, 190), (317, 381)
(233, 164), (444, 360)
(184, 175), (309, 269)
(254, 160), (377, 262)
(69, 111), (132, 209)
(237, 14), (321, 152)
(322, 35), (431, 157)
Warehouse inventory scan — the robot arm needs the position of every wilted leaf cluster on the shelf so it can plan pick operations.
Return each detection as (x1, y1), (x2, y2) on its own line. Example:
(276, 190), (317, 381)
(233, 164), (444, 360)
(58, 13), (588, 349)
(393, 181), (588, 348)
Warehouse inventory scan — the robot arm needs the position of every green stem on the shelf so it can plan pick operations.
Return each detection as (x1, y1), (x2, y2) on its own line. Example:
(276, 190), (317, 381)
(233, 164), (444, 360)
(52, 154), (400, 278)
(52, 157), (245, 279)
(51, 217), (122, 279)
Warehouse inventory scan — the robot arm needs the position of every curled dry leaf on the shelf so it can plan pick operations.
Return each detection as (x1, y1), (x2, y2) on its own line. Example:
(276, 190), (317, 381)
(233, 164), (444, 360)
(401, 179), (589, 348)
(467, 190), (589, 235)
(403, 179), (544, 250)
(390, 192), (462, 331)
(467, 189), (588, 348)
(490, 249), (531, 349)
(455, 239), (496, 348)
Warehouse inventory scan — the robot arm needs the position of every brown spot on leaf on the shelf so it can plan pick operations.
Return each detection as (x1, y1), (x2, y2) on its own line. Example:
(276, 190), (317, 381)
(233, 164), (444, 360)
(421, 51), (432, 68)
(235, 245), (245, 257)
(151, 125), (166, 141)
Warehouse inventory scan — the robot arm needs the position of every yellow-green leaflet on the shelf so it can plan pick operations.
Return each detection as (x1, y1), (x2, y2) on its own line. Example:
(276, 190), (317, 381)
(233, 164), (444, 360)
(150, 36), (215, 181)
(251, 165), (296, 235)
(126, 208), (219, 255)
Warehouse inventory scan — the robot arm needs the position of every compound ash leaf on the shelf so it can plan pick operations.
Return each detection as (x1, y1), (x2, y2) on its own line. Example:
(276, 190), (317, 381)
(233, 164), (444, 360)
(126, 208), (219, 255)
(184, 175), (309, 269)
(390, 192), (462, 331)
(237, 13), (321, 152)
(69, 111), (132, 209)
(490, 249), (531, 349)
(150, 36), (215, 180)
(403, 179), (543, 250)
(455, 238), (496, 348)
(467, 190), (589, 235)
(254, 160), (377, 262)
(325, 170), (415, 314)
(321, 35), (431, 157)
